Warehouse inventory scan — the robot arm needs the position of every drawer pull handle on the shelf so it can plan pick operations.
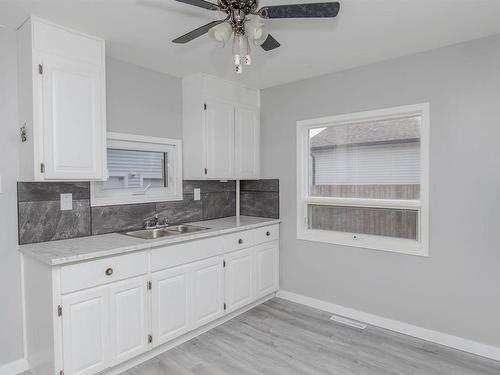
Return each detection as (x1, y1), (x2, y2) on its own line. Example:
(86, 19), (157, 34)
(238, 239), (243, 244)
(105, 268), (113, 276)
(266, 231), (271, 236)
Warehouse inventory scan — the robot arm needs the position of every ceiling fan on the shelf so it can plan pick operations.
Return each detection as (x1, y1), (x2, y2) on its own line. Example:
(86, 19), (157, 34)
(171, 0), (340, 73)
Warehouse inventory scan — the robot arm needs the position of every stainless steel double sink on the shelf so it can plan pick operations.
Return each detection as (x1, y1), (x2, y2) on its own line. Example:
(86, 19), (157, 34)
(125, 224), (209, 240)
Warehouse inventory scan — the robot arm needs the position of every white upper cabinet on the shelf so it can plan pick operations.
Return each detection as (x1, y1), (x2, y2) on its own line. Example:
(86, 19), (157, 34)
(205, 98), (235, 179)
(235, 105), (260, 179)
(183, 73), (260, 180)
(17, 17), (107, 181)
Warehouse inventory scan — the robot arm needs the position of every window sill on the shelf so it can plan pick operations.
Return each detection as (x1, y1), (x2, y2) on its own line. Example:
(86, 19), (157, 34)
(297, 229), (428, 257)
(90, 191), (183, 207)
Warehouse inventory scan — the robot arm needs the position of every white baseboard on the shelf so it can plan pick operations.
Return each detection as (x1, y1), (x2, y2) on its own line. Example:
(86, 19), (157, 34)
(277, 290), (500, 362)
(0, 358), (29, 375)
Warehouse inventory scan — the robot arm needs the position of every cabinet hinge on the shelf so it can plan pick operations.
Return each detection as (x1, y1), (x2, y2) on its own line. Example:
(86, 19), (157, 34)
(204, 167), (208, 175)
(223, 303), (226, 311)
(38, 64), (43, 75)
(57, 305), (62, 317)
(148, 334), (153, 344)
(147, 280), (152, 290)
(223, 260), (226, 268)
(40, 163), (45, 173)
(204, 103), (207, 110)
(59, 370), (64, 375)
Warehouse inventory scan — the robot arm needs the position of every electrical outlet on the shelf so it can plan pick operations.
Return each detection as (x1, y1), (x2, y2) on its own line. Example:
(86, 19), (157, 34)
(194, 188), (201, 201)
(60, 193), (73, 211)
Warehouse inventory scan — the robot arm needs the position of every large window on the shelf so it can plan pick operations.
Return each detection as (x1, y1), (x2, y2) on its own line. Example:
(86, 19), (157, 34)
(297, 104), (429, 256)
(91, 132), (183, 206)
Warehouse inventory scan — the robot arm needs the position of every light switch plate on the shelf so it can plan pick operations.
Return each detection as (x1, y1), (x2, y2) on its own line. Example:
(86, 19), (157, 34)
(60, 193), (73, 211)
(194, 188), (201, 201)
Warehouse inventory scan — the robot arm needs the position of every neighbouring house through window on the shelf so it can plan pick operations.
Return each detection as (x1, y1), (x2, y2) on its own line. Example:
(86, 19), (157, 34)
(297, 104), (429, 256)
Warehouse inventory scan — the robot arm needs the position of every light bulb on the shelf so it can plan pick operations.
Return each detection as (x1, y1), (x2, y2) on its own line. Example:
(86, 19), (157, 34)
(232, 34), (250, 74)
(208, 22), (232, 47)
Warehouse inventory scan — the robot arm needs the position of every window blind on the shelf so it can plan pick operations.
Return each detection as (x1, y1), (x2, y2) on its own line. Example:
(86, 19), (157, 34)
(105, 148), (165, 189)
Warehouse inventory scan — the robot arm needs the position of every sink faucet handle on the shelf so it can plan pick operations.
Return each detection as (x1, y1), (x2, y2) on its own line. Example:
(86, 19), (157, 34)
(158, 215), (169, 226)
(144, 216), (157, 229)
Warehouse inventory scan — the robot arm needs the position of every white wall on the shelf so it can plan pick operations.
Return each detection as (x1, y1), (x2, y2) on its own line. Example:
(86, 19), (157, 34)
(261, 35), (500, 348)
(0, 28), (24, 367)
(106, 57), (182, 139)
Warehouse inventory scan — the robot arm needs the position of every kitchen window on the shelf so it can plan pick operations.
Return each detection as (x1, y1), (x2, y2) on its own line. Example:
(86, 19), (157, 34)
(296, 104), (429, 256)
(91, 132), (183, 206)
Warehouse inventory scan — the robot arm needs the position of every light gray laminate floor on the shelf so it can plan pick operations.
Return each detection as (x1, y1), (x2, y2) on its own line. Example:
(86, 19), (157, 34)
(121, 298), (500, 375)
(20, 298), (500, 375)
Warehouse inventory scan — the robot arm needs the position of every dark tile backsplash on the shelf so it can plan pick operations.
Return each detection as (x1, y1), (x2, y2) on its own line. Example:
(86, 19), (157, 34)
(18, 200), (91, 244)
(156, 195), (203, 225)
(202, 191), (236, 220)
(240, 179), (279, 219)
(17, 179), (279, 244)
(18, 182), (90, 202)
(91, 203), (156, 235)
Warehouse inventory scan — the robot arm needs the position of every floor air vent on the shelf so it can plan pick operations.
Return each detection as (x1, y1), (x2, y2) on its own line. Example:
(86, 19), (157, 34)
(330, 315), (368, 330)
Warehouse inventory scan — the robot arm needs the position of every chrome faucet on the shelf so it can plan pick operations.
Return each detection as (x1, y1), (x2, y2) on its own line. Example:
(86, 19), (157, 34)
(144, 214), (169, 230)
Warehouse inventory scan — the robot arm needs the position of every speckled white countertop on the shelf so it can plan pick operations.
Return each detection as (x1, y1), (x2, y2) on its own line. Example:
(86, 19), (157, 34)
(19, 216), (280, 266)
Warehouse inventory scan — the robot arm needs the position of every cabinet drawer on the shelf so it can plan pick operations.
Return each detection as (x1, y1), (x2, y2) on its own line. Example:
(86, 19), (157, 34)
(61, 252), (148, 294)
(253, 224), (280, 245)
(225, 229), (256, 251)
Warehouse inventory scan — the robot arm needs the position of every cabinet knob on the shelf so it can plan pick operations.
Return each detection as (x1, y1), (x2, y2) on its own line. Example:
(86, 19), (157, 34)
(105, 268), (113, 276)
(266, 231), (271, 237)
(238, 238), (243, 244)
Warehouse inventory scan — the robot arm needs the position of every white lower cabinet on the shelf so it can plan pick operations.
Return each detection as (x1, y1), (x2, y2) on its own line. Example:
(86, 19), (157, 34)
(61, 286), (110, 375)
(109, 276), (149, 365)
(151, 264), (191, 346)
(224, 248), (254, 313)
(191, 257), (225, 328)
(255, 243), (279, 299)
(24, 224), (279, 375)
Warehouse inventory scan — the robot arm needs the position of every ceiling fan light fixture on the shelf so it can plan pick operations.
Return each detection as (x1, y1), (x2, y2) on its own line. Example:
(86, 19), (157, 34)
(208, 21), (232, 47)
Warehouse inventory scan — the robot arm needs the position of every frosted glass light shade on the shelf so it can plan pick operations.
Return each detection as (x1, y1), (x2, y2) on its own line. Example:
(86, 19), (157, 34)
(245, 18), (268, 46)
(208, 22), (232, 47)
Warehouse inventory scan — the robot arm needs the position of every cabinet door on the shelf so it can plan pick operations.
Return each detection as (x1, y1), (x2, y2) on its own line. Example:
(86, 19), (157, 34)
(204, 99), (235, 179)
(191, 257), (224, 327)
(235, 106), (260, 179)
(151, 264), (191, 346)
(224, 248), (254, 313)
(62, 287), (109, 375)
(40, 54), (105, 180)
(255, 243), (279, 299)
(109, 276), (149, 365)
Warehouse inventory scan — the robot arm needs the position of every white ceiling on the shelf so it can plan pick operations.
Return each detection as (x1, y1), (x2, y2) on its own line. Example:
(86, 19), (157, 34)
(1, 0), (500, 88)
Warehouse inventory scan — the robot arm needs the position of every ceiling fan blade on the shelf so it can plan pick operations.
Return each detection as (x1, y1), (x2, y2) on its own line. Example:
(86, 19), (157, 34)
(258, 2), (340, 19)
(174, 0), (219, 11)
(172, 20), (225, 44)
(260, 34), (281, 51)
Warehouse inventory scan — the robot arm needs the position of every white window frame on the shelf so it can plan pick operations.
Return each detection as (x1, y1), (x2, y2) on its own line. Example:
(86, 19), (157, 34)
(296, 103), (430, 256)
(91, 132), (183, 206)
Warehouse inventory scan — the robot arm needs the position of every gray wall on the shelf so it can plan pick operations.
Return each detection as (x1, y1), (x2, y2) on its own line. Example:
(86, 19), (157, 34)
(0, 28), (24, 366)
(106, 57), (182, 139)
(261, 35), (500, 347)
